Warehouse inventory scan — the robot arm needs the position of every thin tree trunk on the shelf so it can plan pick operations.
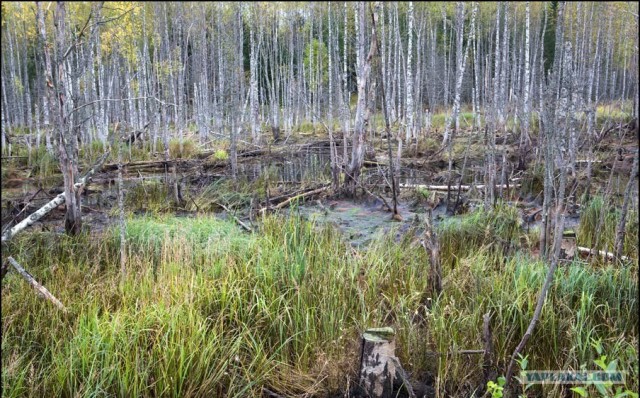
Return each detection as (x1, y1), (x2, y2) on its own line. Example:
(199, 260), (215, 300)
(614, 150), (639, 260)
(344, 2), (378, 197)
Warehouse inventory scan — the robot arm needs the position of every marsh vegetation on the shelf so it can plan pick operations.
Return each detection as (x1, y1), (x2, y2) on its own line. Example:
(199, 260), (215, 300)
(2, 1), (639, 397)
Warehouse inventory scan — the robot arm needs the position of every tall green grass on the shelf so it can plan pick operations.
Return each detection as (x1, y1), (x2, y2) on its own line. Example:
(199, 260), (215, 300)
(578, 195), (639, 261)
(437, 202), (521, 269)
(2, 210), (638, 397)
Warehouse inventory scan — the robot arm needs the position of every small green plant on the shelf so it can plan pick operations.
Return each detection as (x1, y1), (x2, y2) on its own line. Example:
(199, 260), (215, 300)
(515, 354), (533, 398)
(487, 376), (506, 398)
(416, 187), (432, 200)
(213, 149), (229, 161)
(570, 339), (639, 398)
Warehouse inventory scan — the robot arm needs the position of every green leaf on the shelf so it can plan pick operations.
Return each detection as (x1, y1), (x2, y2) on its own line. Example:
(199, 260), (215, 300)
(594, 356), (608, 370)
(595, 382), (608, 396)
(498, 376), (507, 387)
(570, 386), (588, 397)
(591, 338), (603, 355)
(518, 355), (529, 370)
(606, 359), (618, 372)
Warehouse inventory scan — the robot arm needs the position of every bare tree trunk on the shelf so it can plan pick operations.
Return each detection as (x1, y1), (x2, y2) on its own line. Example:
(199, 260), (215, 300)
(614, 150), (639, 260)
(117, 124), (126, 275)
(370, 4), (398, 216)
(328, 3), (339, 190)
(40, 2), (82, 235)
(249, 10), (259, 144)
(405, 2), (415, 143)
(442, 2), (474, 148)
(344, 2), (378, 197)
(518, 2), (532, 170)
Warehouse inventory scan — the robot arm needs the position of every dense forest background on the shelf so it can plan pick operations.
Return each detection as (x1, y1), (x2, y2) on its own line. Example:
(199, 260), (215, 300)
(1, 2), (637, 149)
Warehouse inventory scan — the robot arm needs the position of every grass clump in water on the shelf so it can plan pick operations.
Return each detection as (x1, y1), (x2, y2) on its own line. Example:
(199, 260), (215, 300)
(124, 180), (172, 214)
(437, 202), (521, 268)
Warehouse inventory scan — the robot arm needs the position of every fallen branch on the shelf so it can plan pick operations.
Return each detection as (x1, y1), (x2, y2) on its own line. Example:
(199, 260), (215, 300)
(577, 246), (629, 262)
(400, 183), (521, 192)
(268, 185), (328, 204)
(1, 151), (110, 243)
(6, 256), (67, 312)
(212, 201), (252, 232)
(263, 185), (330, 211)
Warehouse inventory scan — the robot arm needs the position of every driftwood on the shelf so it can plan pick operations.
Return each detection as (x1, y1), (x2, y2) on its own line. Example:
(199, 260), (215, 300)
(576, 246), (629, 262)
(400, 183), (521, 192)
(1, 151), (110, 243)
(5, 256), (67, 312)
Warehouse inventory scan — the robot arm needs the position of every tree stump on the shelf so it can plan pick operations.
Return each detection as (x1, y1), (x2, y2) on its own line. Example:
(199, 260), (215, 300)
(359, 327), (397, 398)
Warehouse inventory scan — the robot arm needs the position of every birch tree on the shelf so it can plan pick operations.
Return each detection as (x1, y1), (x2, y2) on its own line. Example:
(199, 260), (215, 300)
(344, 2), (378, 196)
(405, 1), (415, 142)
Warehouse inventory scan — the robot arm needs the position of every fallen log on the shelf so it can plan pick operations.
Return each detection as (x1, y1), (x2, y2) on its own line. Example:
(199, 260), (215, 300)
(6, 256), (67, 312)
(577, 246), (629, 262)
(1, 151), (110, 243)
(261, 185), (330, 212)
(197, 149), (267, 160)
(273, 185), (330, 209)
(268, 185), (328, 203)
(400, 183), (521, 192)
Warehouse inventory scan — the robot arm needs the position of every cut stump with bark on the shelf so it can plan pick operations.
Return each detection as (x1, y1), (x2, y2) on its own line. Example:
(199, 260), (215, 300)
(360, 327), (397, 398)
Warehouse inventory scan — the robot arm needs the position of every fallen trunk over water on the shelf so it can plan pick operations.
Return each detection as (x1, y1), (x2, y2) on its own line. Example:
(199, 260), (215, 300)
(1, 152), (110, 243)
